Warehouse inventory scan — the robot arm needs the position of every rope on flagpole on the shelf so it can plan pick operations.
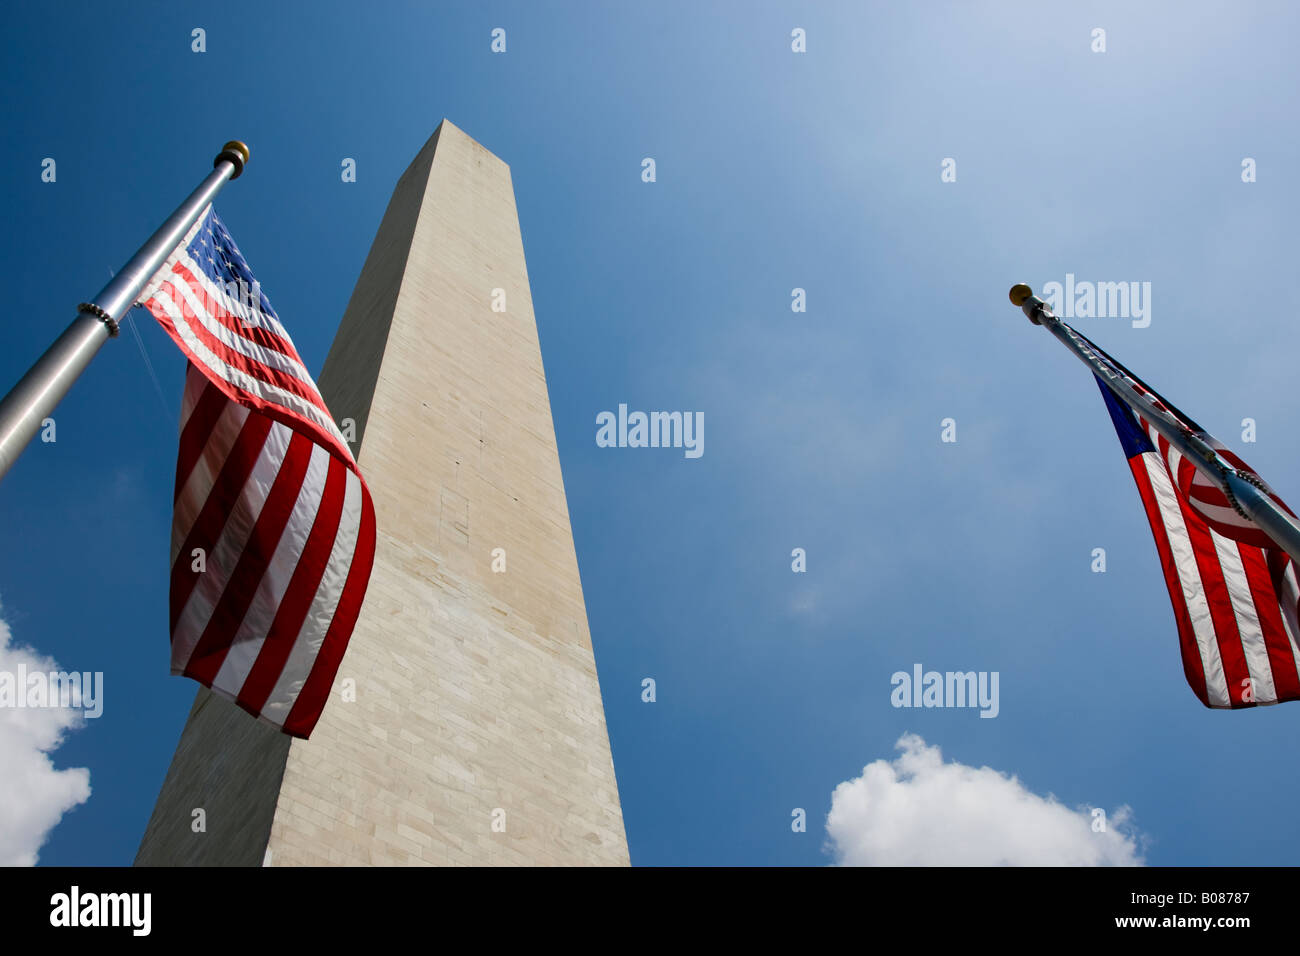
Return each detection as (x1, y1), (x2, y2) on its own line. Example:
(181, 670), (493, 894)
(76, 302), (119, 337)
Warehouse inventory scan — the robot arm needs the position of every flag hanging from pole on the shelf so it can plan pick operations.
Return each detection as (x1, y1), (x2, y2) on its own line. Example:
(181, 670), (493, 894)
(1096, 374), (1300, 709)
(1070, 324), (1294, 551)
(137, 204), (375, 738)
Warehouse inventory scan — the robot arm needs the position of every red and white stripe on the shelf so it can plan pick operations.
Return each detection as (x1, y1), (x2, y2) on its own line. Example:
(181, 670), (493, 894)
(1173, 435), (1294, 550)
(140, 207), (375, 738)
(1125, 377), (1295, 550)
(1128, 417), (1300, 708)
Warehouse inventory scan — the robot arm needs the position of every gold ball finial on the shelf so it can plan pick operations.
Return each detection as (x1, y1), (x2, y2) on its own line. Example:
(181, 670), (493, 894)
(215, 140), (251, 179)
(1009, 283), (1033, 307)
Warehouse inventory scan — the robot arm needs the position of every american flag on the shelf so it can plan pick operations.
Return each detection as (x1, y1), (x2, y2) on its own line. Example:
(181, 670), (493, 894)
(137, 204), (375, 738)
(1090, 336), (1300, 708)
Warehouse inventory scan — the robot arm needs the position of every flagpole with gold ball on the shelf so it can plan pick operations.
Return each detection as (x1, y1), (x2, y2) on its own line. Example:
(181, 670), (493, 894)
(0, 142), (250, 484)
(1010, 282), (1300, 566)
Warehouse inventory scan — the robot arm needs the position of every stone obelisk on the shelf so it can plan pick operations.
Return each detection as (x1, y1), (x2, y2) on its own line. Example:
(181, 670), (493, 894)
(136, 120), (629, 866)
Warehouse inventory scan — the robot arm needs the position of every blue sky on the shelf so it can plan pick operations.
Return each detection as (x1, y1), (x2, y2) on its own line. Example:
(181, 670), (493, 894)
(3, 0), (1299, 866)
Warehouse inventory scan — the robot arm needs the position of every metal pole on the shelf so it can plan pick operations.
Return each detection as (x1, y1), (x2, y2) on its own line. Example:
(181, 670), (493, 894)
(0, 141), (250, 484)
(1009, 283), (1300, 567)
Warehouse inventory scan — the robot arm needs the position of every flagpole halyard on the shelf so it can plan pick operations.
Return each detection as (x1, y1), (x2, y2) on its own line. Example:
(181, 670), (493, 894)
(0, 142), (250, 484)
(1011, 283), (1300, 567)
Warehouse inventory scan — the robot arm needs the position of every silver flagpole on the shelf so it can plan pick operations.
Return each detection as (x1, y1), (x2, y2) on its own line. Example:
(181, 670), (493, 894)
(0, 141), (250, 484)
(1010, 282), (1300, 567)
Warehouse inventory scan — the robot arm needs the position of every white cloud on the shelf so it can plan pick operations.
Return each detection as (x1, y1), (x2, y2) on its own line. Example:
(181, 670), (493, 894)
(0, 609), (91, 866)
(825, 734), (1143, 866)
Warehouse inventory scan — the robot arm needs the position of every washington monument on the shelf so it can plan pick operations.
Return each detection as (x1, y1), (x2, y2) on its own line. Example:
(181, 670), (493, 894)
(136, 120), (629, 866)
